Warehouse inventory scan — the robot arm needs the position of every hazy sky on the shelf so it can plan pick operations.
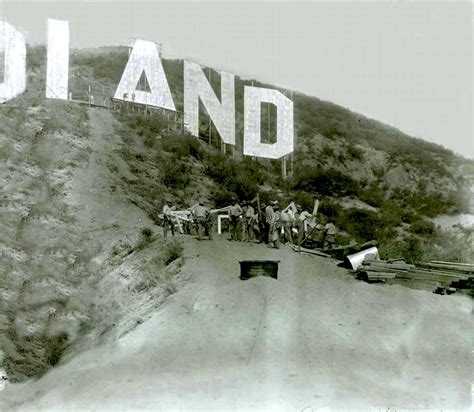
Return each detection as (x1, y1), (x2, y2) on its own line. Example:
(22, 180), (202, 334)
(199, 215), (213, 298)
(1, 1), (472, 157)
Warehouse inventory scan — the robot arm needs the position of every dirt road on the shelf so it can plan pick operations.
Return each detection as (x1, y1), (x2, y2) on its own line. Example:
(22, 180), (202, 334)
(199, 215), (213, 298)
(1, 233), (472, 411)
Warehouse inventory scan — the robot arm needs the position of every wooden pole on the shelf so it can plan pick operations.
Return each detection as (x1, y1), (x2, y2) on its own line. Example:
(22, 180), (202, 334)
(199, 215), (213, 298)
(208, 67), (212, 146)
(267, 103), (270, 143)
(312, 198), (320, 216)
(281, 156), (287, 179)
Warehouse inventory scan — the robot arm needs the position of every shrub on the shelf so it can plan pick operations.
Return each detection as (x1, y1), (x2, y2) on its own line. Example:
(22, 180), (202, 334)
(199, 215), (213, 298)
(346, 145), (364, 161)
(203, 153), (262, 201)
(293, 167), (361, 197)
(163, 238), (184, 266)
(161, 135), (207, 161)
(379, 235), (424, 263)
(161, 157), (191, 190)
(335, 208), (380, 242)
(420, 226), (474, 263)
(319, 199), (343, 220)
(359, 183), (385, 208)
(293, 191), (315, 212)
(212, 189), (236, 208)
(136, 227), (155, 251)
(410, 219), (436, 237)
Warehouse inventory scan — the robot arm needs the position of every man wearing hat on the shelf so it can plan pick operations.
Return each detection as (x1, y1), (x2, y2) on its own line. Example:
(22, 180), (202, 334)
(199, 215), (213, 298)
(268, 203), (281, 248)
(264, 200), (277, 244)
(296, 204), (312, 245)
(242, 200), (256, 242)
(193, 200), (212, 240)
(228, 198), (243, 241)
(162, 199), (175, 238)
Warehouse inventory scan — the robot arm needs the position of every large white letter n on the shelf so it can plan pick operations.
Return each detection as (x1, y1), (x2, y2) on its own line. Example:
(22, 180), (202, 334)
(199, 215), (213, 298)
(0, 21), (26, 103)
(114, 39), (175, 111)
(184, 61), (235, 145)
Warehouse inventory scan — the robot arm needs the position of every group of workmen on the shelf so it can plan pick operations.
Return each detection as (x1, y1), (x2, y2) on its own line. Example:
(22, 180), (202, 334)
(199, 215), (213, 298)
(161, 197), (337, 249)
(162, 200), (214, 241)
(227, 199), (314, 248)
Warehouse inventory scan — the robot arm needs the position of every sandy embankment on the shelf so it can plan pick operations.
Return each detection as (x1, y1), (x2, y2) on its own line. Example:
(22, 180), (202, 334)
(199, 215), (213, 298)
(1, 235), (472, 411)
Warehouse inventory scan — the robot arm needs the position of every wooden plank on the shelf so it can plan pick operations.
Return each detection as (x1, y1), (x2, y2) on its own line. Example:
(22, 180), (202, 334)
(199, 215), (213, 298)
(430, 261), (474, 267)
(298, 248), (331, 258)
(362, 267), (408, 274)
(416, 262), (474, 273)
(408, 269), (469, 280)
(365, 272), (397, 280)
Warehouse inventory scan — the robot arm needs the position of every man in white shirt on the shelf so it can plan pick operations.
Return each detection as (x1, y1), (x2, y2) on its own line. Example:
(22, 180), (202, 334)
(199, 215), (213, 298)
(162, 200), (175, 238)
(296, 204), (312, 245)
(228, 200), (243, 241)
(192, 201), (212, 240)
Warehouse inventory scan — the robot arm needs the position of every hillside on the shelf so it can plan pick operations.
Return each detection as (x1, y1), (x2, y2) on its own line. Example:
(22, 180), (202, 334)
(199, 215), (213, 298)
(66, 45), (473, 259)
(0, 45), (473, 407)
(1, 237), (472, 410)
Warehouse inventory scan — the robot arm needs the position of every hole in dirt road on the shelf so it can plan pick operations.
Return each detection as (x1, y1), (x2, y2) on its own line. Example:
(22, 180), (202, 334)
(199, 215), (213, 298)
(239, 260), (279, 280)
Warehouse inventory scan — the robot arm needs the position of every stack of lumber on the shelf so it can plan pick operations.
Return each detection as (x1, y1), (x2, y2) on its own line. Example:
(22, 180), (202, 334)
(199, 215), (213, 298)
(355, 258), (413, 282)
(354, 259), (474, 296)
(412, 261), (474, 295)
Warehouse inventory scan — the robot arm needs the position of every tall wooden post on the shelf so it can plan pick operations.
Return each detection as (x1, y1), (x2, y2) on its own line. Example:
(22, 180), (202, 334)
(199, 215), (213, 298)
(208, 67), (212, 146)
(281, 156), (287, 179)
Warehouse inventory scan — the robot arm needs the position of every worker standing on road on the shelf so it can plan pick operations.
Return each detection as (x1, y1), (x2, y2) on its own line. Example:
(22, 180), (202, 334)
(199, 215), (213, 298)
(228, 199), (243, 241)
(204, 205), (214, 241)
(268, 204), (281, 249)
(265, 201), (277, 244)
(279, 208), (293, 244)
(193, 201), (211, 241)
(162, 199), (175, 238)
(296, 204), (312, 245)
(242, 201), (256, 242)
(323, 222), (337, 249)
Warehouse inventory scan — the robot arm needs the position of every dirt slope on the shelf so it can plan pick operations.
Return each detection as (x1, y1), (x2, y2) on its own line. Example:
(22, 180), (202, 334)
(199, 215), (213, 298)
(1, 234), (472, 411)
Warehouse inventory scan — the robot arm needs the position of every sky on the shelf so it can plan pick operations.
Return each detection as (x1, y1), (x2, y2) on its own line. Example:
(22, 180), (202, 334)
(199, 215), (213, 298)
(1, 0), (473, 158)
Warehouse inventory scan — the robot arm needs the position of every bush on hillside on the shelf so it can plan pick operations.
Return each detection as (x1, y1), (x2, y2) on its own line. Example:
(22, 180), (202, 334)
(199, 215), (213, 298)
(410, 219), (437, 237)
(163, 238), (185, 266)
(203, 153), (263, 201)
(161, 134), (207, 161)
(358, 182), (385, 208)
(379, 235), (425, 263)
(420, 226), (474, 263)
(161, 157), (191, 190)
(293, 166), (361, 197)
(335, 208), (380, 242)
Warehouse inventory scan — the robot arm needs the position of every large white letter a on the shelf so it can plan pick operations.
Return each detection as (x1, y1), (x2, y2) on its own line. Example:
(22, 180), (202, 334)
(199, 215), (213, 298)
(114, 39), (175, 111)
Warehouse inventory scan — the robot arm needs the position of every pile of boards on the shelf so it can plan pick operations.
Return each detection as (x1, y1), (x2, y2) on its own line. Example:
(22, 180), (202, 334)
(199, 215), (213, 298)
(354, 259), (474, 296)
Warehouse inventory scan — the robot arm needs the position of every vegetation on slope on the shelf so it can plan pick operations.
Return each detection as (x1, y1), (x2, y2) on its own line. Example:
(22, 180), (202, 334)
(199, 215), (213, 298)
(0, 45), (472, 385)
(0, 50), (186, 383)
(68, 45), (472, 263)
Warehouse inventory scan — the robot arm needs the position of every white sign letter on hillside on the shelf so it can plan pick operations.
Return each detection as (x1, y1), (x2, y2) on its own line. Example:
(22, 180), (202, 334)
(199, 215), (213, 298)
(184, 62), (235, 145)
(114, 39), (175, 110)
(46, 19), (69, 100)
(0, 21), (26, 103)
(243, 86), (294, 159)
